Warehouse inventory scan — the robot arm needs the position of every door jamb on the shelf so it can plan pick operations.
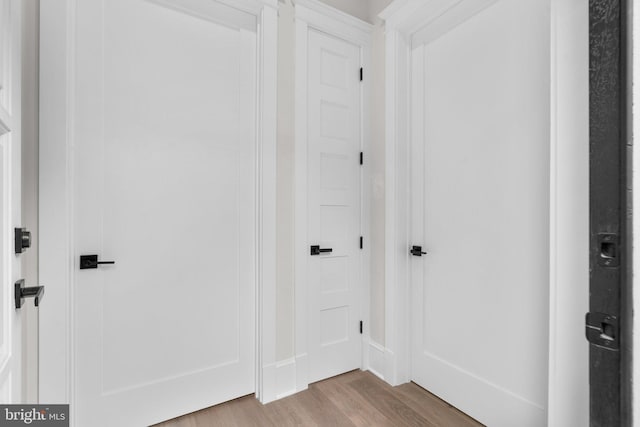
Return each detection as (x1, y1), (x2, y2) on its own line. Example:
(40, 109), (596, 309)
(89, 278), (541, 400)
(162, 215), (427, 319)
(380, 0), (589, 425)
(38, 0), (279, 411)
(293, 0), (372, 392)
(0, 0), (24, 405)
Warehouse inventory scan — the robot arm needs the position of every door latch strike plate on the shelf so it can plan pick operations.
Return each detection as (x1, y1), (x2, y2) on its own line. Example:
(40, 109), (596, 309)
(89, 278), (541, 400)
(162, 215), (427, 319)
(597, 233), (620, 267)
(585, 312), (619, 350)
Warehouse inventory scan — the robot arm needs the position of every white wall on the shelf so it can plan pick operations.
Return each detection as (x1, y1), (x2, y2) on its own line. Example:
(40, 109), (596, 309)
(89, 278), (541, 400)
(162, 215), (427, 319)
(367, 0), (392, 347)
(368, 0), (393, 23)
(315, 0), (369, 22)
(276, 0), (296, 362)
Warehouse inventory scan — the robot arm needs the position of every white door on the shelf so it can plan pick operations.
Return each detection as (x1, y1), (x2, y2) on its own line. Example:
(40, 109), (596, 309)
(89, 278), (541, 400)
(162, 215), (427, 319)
(306, 29), (362, 384)
(58, 1), (257, 425)
(410, 1), (549, 426)
(0, 0), (22, 404)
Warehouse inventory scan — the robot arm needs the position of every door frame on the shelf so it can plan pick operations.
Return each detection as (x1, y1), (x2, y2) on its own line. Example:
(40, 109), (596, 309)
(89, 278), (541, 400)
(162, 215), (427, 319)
(588, 0), (633, 425)
(380, 0), (589, 425)
(38, 0), (279, 412)
(293, 0), (372, 392)
(0, 0), (23, 404)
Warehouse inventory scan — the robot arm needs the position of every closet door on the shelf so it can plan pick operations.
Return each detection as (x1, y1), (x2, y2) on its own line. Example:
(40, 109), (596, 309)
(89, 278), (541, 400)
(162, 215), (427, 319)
(410, 1), (550, 425)
(306, 29), (362, 384)
(43, 1), (258, 425)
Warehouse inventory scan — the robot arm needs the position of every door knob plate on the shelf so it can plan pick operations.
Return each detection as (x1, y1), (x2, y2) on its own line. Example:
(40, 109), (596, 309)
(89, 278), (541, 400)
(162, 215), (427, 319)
(14, 227), (32, 254)
(310, 245), (333, 256)
(80, 254), (116, 269)
(410, 245), (427, 256)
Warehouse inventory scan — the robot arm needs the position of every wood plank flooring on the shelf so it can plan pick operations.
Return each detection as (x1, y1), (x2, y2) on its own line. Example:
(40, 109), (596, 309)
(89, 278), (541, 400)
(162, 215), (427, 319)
(153, 370), (484, 427)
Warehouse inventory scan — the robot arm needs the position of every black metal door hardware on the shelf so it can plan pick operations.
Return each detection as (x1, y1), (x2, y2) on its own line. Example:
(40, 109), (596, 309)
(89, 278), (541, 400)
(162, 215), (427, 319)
(14, 227), (31, 254)
(586, 312), (619, 350)
(597, 233), (619, 267)
(80, 254), (116, 269)
(15, 279), (44, 309)
(310, 245), (333, 256)
(410, 246), (427, 256)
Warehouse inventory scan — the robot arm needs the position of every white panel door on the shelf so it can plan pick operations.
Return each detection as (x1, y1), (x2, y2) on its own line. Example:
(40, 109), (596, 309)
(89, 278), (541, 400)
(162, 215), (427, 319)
(307, 29), (362, 383)
(71, 1), (256, 425)
(410, 1), (549, 426)
(0, 0), (22, 404)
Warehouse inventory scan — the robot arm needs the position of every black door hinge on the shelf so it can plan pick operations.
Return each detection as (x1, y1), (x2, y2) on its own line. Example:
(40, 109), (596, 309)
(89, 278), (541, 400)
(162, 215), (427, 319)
(360, 67), (363, 81)
(360, 152), (363, 165)
(359, 321), (363, 334)
(360, 236), (363, 249)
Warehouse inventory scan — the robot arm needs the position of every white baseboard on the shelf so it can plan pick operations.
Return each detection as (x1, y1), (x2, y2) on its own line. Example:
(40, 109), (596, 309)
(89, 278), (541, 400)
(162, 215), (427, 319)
(261, 355), (306, 404)
(294, 353), (308, 393)
(266, 343), (394, 404)
(261, 362), (277, 403)
(413, 351), (546, 427)
(275, 358), (298, 400)
(366, 339), (387, 380)
(384, 348), (395, 380)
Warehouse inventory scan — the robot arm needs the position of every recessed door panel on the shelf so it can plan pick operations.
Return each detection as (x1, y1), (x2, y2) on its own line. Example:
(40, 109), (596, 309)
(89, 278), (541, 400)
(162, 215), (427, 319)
(320, 256), (348, 294)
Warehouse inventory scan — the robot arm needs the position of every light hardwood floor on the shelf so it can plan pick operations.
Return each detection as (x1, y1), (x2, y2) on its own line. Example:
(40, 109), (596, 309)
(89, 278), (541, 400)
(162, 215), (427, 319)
(153, 370), (484, 426)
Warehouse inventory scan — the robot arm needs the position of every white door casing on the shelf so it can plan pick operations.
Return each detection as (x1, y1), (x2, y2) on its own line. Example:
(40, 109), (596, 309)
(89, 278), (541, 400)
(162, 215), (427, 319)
(381, 0), (589, 425)
(39, 0), (279, 423)
(294, 0), (372, 390)
(409, 0), (549, 425)
(0, 0), (22, 405)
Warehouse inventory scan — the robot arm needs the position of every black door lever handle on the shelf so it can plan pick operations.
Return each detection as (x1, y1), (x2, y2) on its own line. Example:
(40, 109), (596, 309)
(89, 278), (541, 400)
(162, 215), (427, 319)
(410, 246), (428, 256)
(310, 245), (333, 255)
(80, 254), (116, 269)
(15, 279), (45, 309)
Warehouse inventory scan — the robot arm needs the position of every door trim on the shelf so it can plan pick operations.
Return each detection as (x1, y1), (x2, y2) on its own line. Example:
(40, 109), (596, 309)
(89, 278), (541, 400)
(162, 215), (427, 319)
(293, 0), (372, 392)
(38, 0), (279, 414)
(548, 0), (590, 425)
(0, 0), (24, 404)
(380, 0), (589, 425)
